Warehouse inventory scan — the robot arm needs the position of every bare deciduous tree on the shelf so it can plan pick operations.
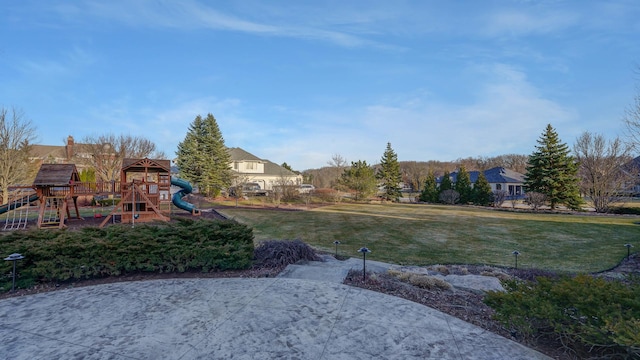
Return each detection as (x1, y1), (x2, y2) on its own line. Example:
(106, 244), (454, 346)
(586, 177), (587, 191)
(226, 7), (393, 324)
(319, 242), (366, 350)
(623, 73), (640, 150)
(0, 107), (37, 204)
(525, 191), (547, 211)
(79, 134), (165, 182)
(327, 153), (348, 189)
(401, 161), (429, 192)
(573, 131), (634, 213)
(269, 170), (300, 206)
(439, 189), (460, 205)
(509, 193), (519, 209)
(492, 190), (508, 207)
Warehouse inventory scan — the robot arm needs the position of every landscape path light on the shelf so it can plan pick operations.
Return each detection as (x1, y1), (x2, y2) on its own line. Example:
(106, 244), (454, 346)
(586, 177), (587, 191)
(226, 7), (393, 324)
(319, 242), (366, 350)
(512, 250), (520, 269)
(333, 241), (341, 257)
(4, 253), (24, 292)
(624, 243), (634, 260)
(357, 247), (371, 282)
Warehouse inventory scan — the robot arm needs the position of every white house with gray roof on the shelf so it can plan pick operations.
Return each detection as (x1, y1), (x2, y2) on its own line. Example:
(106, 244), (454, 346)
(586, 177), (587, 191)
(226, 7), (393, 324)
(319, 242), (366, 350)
(227, 147), (303, 191)
(439, 167), (526, 198)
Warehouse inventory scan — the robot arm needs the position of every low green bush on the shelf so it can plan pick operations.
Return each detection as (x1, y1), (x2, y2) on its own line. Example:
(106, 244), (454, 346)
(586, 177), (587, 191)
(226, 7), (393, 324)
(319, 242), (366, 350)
(0, 218), (254, 291)
(484, 275), (640, 358)
(609, 206), (640, 215)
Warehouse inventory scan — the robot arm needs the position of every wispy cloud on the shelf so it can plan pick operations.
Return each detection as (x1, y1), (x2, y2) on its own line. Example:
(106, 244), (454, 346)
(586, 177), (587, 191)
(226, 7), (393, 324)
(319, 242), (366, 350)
(482, 9), (578, 37)
(17, 46), (95, 77)
(255, 63), (578, 170)
(40, 0), (390, 49)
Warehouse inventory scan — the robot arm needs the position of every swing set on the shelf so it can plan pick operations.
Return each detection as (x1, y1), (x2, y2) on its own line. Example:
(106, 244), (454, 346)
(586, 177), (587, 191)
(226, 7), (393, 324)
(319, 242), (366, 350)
(1, 159), (198, 230)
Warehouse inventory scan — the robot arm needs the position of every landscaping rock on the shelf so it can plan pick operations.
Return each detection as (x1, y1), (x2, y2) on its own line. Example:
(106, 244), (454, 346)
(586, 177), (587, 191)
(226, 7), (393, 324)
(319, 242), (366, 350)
(435, 274), (505, 294)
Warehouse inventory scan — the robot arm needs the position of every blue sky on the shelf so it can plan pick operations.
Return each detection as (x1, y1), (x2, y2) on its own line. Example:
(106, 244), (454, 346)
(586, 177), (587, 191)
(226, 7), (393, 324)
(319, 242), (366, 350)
(2, 1), (640, 171)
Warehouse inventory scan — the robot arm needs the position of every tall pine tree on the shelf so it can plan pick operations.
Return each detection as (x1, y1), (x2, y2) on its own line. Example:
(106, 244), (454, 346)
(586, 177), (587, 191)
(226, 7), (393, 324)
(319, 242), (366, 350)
(340, 160), (377, 201)
(472, 172), (493, 206)
(524, 124), (582, 210)
(419, 171), (439, 203)
(377, 142), (402, 201)
(175, 114), (232, 197)
(454, 166), (472, 204)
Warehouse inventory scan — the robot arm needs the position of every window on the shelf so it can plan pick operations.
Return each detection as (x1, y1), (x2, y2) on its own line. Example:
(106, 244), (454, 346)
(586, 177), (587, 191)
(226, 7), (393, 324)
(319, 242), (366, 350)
(245, 162), (255, 170)
(496, 184), (502, 190)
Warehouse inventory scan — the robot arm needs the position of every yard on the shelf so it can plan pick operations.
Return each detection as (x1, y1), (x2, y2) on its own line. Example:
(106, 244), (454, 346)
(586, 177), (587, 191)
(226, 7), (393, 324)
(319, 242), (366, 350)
(217, 202), (640, 273)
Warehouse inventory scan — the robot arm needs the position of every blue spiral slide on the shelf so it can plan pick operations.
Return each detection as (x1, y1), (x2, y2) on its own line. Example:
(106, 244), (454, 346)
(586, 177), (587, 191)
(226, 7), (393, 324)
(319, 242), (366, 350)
(171, 177), (199, 214)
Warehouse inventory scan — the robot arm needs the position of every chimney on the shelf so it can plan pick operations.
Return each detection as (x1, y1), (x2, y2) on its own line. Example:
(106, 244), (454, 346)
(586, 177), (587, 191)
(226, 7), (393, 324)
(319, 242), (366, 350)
(66, 135), (74, 160)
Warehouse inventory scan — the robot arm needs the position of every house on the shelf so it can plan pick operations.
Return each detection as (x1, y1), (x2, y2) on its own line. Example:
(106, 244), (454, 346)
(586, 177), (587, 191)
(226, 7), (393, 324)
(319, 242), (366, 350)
(29, 136), (92, 172)
(439, 167), (526, 198)
(619, 156), (640, 196)
(227, 147), (303, 191)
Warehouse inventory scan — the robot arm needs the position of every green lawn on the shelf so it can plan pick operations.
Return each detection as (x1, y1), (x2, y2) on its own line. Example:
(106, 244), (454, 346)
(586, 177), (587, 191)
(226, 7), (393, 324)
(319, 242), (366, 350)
(218, 203), (640, 273)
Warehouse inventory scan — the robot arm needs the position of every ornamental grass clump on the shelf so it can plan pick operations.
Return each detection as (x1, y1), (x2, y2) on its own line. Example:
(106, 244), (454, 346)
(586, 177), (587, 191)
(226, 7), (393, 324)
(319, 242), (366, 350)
(253, 239), (321, 269)
(388, 269), (452, 290)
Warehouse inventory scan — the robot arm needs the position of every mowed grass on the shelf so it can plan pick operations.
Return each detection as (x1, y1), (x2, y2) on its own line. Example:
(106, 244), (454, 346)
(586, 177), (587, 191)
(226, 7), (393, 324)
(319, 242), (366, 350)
(217, 203), (640, 273)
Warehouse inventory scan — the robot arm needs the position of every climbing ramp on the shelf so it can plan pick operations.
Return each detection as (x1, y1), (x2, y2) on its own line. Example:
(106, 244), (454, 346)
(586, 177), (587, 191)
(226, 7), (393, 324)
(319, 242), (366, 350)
(1, 190), (38, 231)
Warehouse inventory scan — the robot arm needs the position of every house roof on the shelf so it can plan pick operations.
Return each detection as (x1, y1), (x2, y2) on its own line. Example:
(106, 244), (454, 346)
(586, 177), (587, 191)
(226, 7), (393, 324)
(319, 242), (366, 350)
(33, 164), (80, 186)
(228, 147), (299, 177)
(30, 145), (67, 160)
(30, 138), (94, 164)
(228, 147), (263, 162)
(263, 160), (299, 177)
(441, 167), (525, 184)
(482, 167), (525, 183)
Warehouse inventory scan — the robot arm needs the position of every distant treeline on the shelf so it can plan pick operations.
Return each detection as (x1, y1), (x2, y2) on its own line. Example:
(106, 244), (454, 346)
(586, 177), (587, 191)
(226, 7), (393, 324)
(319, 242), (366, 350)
(303, 154), (528, 190)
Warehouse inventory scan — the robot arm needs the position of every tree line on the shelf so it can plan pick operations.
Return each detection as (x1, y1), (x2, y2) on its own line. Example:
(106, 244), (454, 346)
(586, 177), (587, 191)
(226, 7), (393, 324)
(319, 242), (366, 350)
(1, 67), (640, 211)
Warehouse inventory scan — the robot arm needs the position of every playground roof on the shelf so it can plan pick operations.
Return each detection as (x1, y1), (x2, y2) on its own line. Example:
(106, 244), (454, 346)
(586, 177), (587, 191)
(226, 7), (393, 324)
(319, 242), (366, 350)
(122, 158), (171, 173)
(33, 164), (80, 186)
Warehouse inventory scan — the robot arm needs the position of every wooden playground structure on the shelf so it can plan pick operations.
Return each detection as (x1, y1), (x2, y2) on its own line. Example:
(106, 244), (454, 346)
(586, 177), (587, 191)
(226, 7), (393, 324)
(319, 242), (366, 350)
(1, 158), (198, 230)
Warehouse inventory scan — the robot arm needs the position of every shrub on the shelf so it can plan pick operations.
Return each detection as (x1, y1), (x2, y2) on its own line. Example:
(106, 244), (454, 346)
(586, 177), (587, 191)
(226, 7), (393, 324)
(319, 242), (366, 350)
(439, 189), (460, 205)
(484, 275), (640, 358)
(609, 206), (640, 215)
(253, 239), (321, 268)
(387, 269), (452, 290)
(427, 264), (450, 275)
(314, 188), (342, 203)
(479, 270), (511, 281)
(0, 218), (255, 291)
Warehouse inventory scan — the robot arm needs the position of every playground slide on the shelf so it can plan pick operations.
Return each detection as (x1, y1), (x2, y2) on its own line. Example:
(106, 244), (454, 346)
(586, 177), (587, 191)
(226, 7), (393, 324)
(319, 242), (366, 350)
(0, 194), (39, 215)
(171, 177), (199, 214)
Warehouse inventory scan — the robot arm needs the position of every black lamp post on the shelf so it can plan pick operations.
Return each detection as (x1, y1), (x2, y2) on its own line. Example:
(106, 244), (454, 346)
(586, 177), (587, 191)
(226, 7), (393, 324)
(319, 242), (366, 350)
(333, 241), (341, 257)
(512, 250), (520, 269)
(358, 247), (371, 282)
(4, 253), (24, 292)
(624, 243), (633, 260)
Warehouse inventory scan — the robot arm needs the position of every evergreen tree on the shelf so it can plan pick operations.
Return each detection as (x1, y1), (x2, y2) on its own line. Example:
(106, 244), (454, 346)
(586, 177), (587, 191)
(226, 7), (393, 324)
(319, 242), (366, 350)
(438, 171), (453, 203)
(524, 124), (582, 210)
(454, 166), (472, 204)
(79, 168), (96, 183)
(339, 160), (377, 201)
(419, 171), (439, 203)
(175, 113), (232, 197)
(377, 142), (402, 201)
(472, 172), (493, 206)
